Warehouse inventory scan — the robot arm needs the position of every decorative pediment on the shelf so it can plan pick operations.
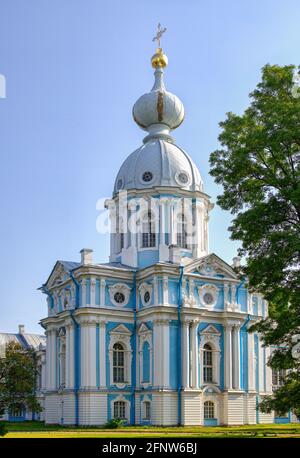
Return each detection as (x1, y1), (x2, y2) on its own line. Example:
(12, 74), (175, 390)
(109, 324), (132, 336)
(184, 253), (238, 280)
(45, 261), (71, 289)
(200, 324), (221, 336)
(200, 324), (221, 354)
(138, 323), (150, 334)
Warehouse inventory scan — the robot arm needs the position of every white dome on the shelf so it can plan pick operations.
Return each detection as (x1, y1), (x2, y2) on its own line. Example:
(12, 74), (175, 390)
(133, 89), (184, 131)
(114, 138), (203, 194)
(132, 67), (184, 134)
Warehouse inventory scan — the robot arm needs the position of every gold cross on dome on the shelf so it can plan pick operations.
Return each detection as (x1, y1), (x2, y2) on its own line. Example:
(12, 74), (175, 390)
(152, 23), (167, 48)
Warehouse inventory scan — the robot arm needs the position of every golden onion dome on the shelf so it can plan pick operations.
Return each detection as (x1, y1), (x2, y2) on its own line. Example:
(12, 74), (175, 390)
(151, 48), (168, 68)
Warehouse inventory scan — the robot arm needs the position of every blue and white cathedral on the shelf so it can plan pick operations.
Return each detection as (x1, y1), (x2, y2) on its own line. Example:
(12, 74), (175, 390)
(39, 44), (294, 426)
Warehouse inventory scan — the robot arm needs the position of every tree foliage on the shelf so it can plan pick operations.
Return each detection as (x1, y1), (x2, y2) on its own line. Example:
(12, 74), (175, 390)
(209, 64), (300, 416)
(0, 341), (42, 418)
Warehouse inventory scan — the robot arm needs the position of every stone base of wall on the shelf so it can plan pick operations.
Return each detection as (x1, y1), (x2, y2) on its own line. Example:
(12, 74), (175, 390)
(181, 390), (202, 425)
(43, 389), (296, 426)
(45, 391), (107, 425)
(152, 391), (178, 425)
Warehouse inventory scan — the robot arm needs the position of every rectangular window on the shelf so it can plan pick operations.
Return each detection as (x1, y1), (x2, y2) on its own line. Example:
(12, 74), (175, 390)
(114, 401), (126, 419)
(272, 369), (286, 391)
(144, 402), (151, 420)
(203, 367), (213, 383)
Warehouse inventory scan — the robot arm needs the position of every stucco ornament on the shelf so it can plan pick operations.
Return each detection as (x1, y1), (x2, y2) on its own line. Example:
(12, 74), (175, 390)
(198, 284), (219, 308)
(139, 282), (153, 307)
(108, 283), (132, 307)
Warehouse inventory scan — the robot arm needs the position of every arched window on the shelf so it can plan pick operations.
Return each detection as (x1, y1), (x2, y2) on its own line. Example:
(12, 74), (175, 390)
(143, 401), (151, 420)
(203, 343), (213, 383)
(204, 401), (215, 419)
(114, 401), (126, 419)
(142, 211), (156, 248)
(177, 213), (188, 249)
(142, 341), (150, 383)
(113, 343), (125, 383)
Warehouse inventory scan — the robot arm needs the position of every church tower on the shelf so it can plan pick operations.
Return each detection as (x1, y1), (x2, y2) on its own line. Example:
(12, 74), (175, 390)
(40, 32), (277, 427)
(106, 45), (212, 268)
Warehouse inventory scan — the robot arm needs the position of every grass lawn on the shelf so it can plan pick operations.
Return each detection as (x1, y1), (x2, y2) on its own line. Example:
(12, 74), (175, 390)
(2, 421), (300, 438)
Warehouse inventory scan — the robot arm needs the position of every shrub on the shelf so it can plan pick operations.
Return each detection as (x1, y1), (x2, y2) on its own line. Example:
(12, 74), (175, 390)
(105, 418), (126, 429)
(0, 422), (8, 437)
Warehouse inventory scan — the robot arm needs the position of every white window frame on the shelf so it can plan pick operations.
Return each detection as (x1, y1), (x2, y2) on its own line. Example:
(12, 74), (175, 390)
(198, 284), (219, 309)
(108, 283), (132, 307)
(204, 400), (215, 419)
(202, 387), (221, 424)
(138, 209), (158, 251)
(139, 282), (153, 307)
(199, 325), (221, 387)
(142, 396), (152, 421)
(111, 395), (130, 422)
(138, 323), (153, 388)
(109, 325), (132, 388)
(203, 343), (213, 383)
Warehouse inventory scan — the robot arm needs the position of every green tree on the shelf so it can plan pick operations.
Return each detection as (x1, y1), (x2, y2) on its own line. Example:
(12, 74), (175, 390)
(209, 64), (300, 417)
(0, 341), (42, 419)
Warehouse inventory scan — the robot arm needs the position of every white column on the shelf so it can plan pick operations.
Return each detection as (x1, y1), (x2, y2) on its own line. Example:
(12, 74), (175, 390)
(224, 324), (233, 390)
(265, 346), (272, 393)
(190, 320), (199, 389)
(181, 320), (190, 388)
(99, 321), (106, 388)
(128, 200), (137, 249)
(232, 325), (240, 390)
(231, 284), (237, 309)
(153, 276), (159, 305)
(124, 202), (129, 250)
(45, 330), (51, 390)
(71, 284), (76, 308)
(247, 331), (255, 391)
(159, 198), (169, 262)
(203, 206), (209, 254)
(100, 278), (106, 306)
(162, 320), (170, 388)
(80, 323), (87, 387)
(153, 320), (160, 387)
(41, 356), (46, 390)
(162, 275), (168, 306)
(159, 198), (166, 245)
(189, 278), (195, 307)
(80, 321), (97, 388)
(107, 199), (117, 262)
(170, 200), (177, 245)
(164, 198), (170, 245)
(224, 283), (229, 311)
(89, 322), (97, 388)
(65, 324), (70, 389)
(51, 329), (58, 390)
(51, 329), (57, 390)
(69, 324), (75, 389)
(90, 277), (96, 307)
(81, 279), (86, 307)
(258, 337), (265, 392)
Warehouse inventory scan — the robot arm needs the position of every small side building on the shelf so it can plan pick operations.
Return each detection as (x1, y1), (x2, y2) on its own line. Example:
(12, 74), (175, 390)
(0, 324), (46, 421)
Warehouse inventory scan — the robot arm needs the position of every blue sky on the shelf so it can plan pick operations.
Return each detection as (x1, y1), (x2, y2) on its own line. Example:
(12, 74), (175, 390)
(0, 0), (299, 333)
